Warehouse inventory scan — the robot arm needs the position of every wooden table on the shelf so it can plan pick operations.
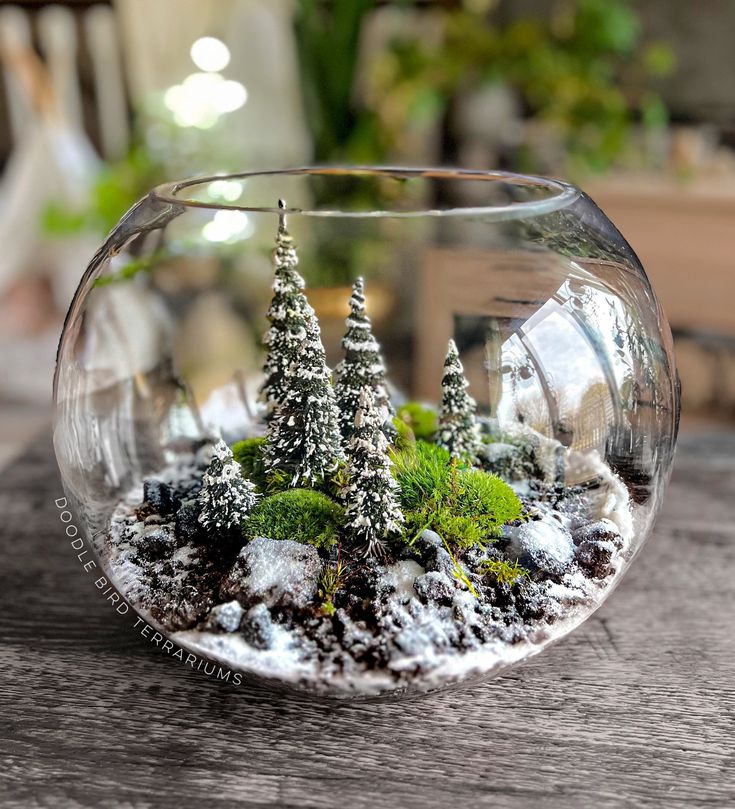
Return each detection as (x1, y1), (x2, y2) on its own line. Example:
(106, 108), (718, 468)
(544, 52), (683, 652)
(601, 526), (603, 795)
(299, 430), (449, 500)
(1, 433), (733, 808)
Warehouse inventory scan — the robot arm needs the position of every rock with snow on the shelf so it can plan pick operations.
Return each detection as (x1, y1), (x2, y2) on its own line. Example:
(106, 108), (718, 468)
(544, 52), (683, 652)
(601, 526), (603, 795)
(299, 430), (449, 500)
(407, 529), (455, 578)
(414, 571), (455, 606)
(575, 539), (615, 579)
(220, 536), (322, 611)
(377, 560), (424, 603)
(479, 442), (521, 478)
(143, 479), (180, 515)
(205, 600), (244, 633)
(241, 603), (276, 650)
(174, 500), (201, 542)
(335, 609), (374, 659)
(572, 519), (624, 550)
(136, 524), (177, 562)
(505, 519), (574, 576)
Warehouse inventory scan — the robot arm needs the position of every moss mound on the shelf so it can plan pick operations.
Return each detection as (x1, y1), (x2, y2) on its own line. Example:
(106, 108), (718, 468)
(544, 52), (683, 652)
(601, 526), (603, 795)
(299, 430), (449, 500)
(243, 488), (344, 550)
(395, 402), (437, 442)
(231, 437), (267, 488)
(393, 440), (522, 549)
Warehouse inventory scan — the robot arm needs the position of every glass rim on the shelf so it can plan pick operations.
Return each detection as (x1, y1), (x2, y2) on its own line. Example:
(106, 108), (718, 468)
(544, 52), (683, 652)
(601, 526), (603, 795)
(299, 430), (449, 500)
(151, 166), (580, 220)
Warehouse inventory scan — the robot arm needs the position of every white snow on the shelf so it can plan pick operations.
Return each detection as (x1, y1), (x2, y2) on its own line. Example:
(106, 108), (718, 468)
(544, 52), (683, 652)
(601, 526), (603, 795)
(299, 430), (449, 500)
(99, 439), (636, 699)
(238, 536), (321, 610)
(382, 560), (424, 601)
(506, 519), (575, 570)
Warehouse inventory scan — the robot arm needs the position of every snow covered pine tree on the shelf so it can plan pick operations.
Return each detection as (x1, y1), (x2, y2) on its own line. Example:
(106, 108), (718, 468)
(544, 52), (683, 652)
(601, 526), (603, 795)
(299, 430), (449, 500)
(335, 277), (395, 442)
(198, 439), (259, 533)
(260, 199), (313, 417)
(263, 316), (344, 487)
(343, 387), (404, 558)
(436, 339), (481, 462)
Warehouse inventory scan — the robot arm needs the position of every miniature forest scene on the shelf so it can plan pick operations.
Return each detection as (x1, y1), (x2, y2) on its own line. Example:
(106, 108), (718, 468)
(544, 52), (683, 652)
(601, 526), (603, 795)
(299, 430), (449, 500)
(100, 199), (644, 698)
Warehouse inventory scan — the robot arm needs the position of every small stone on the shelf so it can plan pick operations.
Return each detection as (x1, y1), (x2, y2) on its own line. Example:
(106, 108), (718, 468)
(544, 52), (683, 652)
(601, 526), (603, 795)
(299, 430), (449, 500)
(480, 442), (521, 476)
(143, 479), (180, 515)
(175, 500), (201, 542)
(512, 580), (552, 622)
(137, 524), (176, 561)
(241, 603), (275, 650)
(572, 519), (624, 550)
(414, 571), (455, 606)
(506, 519), (574, 577)
(410, 530), (455, 578)
(335, 609), (374, 658)
(575, 539), (615, 579)
(205, 600), (244, 633)
(220, 536), (322, 610)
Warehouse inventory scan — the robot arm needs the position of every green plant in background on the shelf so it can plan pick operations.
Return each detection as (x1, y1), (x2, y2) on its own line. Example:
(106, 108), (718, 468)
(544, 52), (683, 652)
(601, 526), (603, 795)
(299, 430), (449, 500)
(396, 402), (438, 443)
(294, 0), (379, 163)
(43, 144), (165, 237)
(242, 488), (345, 550)
(357, 0), (674, 175)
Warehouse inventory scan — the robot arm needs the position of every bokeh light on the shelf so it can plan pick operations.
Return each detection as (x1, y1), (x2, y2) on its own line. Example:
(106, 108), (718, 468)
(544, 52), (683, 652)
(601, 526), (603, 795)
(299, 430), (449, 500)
(190, 36), (231, 72)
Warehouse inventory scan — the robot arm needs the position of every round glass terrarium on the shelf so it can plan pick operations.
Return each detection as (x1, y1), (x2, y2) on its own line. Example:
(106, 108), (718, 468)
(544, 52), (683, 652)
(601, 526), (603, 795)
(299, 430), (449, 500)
(53, 167), (679, 699)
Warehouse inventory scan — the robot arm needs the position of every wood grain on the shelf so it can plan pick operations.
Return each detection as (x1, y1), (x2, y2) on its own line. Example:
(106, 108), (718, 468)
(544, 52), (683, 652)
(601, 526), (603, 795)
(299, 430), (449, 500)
(0, 433), (733, 808)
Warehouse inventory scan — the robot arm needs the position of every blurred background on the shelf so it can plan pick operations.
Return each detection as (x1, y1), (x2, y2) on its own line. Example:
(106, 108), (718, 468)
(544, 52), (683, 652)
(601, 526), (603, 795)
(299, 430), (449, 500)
(1, 0), (733, 467)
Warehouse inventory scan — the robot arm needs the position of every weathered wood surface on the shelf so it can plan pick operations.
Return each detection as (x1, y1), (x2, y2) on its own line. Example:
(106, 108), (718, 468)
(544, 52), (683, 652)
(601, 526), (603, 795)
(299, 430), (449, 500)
(0, 432), (733, 808)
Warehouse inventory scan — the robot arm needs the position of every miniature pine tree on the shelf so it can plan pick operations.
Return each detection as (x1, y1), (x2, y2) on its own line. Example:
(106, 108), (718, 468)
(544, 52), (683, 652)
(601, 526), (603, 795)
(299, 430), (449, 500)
(334, 277), (395, 442)
(260, 200), (314, 416)
(198, 439), (259, 533)
(342, 387), (404, 558)
(436, 339), (481, 462)
(263, 315), (344, 487)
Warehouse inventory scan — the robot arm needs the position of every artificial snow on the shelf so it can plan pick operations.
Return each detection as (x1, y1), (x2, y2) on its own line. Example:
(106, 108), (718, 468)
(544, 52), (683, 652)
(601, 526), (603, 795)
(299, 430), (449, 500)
(221, 536), (322, 611)
(506, 519), (575, 575)
(100, 438), (634, 698)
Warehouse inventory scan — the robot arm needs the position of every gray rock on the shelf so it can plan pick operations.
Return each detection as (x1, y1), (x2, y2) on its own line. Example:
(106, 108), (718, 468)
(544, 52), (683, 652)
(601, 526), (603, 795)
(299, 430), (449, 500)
(572, 519), (624, 550)
(143, 479), (180, 515)
(506, 519), (574, 576)
(479, 442), (521, 476)
(411, 530), (455, 578)
(174, 500), (201, 542)
(137, 524), (177, 561)
(575, 539), (616, 579)
(414, 571), (455, 606)
(241, 603), (275, 650)
(220, 536), (322, 610)
(335, 609), (374, 658)
(205, 600), (244, 633)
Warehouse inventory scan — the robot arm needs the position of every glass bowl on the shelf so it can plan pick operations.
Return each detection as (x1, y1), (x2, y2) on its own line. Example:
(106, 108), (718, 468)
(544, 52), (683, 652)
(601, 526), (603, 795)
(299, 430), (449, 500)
(53, 167), (679, 698)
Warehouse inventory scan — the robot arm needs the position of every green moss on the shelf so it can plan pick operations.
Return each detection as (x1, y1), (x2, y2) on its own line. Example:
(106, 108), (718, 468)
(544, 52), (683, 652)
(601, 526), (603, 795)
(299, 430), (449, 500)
(452, 468), (524, 538)
(391, 441), (452, 511)
(428, 509), (484, 549)
(242, 489), (344, 550)
(395, 402), (437, 442)
(231, 438), (267, 487)
(394, 440), (522, 551)
(391, 415), (416, 452)
(480, 558), (529, 586)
